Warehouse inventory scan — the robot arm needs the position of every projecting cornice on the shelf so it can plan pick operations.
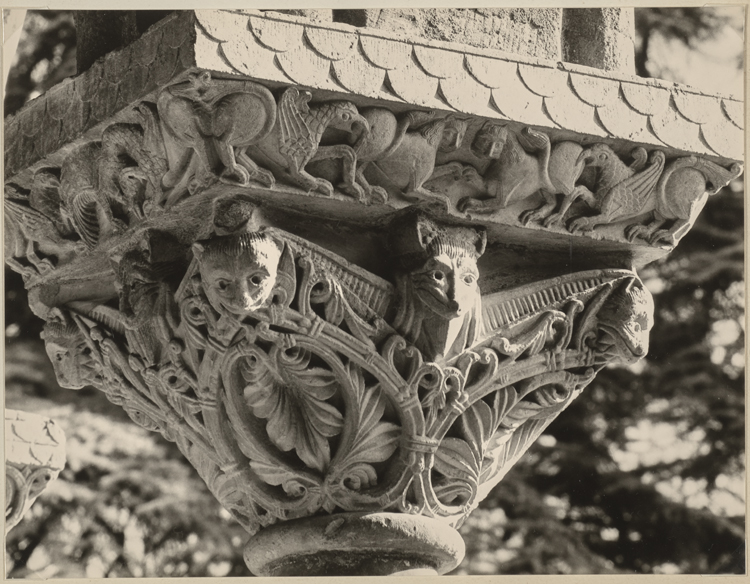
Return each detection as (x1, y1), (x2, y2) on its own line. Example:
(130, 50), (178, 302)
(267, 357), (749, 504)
(3, 9), (743, 183)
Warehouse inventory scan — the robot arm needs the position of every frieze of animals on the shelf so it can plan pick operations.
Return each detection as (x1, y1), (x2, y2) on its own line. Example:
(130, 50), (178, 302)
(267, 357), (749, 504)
(4, 72), (742, 276)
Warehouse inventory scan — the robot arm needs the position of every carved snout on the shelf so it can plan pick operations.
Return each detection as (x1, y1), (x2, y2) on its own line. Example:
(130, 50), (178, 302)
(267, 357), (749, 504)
(576, 148), (596, 167)
(347, 114), (371, 154)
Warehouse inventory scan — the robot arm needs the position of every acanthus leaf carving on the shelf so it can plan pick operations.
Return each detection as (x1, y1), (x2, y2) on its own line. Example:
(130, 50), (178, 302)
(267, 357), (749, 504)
(240, 345), (344, 473)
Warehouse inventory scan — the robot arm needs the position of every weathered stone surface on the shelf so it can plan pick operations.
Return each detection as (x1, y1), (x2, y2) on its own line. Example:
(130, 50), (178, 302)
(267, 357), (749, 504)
(244, 512), (466, 576)
(342, 8), (563, 61)
(75, 11), (140, 73)
(562, 8), (636, 73)
(4, 9), (742, 185)
(3, 8), (744, 576)
(5, 410), (66, 534)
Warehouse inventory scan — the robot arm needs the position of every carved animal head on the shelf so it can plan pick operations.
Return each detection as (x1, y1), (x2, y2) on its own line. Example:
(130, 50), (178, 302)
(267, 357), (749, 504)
(391, 214), (486, 361)
(437, 115), (470, 153)
(596, 278), (654, 364)
(321, 102), (371, 145)
(41, 320), (97, 390)
(577, 143), (618, 168)
(193, 231), (283, 318)
(471, 121), (509, 160)
(169, 70), (214, 101)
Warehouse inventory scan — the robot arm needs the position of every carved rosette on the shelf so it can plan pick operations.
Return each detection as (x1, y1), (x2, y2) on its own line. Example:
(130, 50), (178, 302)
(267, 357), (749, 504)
(5, 410), (67, 534)
(4, 49), (740, 574)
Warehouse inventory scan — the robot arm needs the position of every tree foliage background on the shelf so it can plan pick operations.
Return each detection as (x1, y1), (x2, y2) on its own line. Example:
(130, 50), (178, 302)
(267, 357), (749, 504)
(4, 8), (745, 577)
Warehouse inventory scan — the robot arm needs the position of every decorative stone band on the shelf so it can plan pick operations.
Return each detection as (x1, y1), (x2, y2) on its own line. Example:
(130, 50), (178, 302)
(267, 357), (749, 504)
(5, 410), (66, 534)
(3, 9), (743, 183)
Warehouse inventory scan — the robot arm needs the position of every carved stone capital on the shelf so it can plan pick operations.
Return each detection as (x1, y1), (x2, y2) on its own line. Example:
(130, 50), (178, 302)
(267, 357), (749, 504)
(4, 9), (742, 576)
(5, 410), (66, 534)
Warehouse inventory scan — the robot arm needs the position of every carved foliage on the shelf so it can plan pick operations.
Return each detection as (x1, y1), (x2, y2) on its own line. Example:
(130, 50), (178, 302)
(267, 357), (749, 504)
(7, 71), (706, 538)
(20, 190), (659, 536)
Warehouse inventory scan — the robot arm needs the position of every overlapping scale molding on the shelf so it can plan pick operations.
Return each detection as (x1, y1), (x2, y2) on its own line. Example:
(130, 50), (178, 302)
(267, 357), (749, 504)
(4, 9), (743, 183)
(193, 10), (742, 161)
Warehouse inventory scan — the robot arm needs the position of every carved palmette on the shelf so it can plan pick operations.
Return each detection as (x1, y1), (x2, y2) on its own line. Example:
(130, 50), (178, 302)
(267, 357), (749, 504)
(53, 218), (653, 533)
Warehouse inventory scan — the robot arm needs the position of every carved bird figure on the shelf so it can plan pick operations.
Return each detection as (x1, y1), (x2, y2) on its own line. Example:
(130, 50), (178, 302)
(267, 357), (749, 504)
(247, 87), (371, 200)
(624, 156), (743, 247)
(566, 143), (665, 234)
(59, 141), (122, 249)
(157, 71), (278, 206)
(4, 172), (82, 278)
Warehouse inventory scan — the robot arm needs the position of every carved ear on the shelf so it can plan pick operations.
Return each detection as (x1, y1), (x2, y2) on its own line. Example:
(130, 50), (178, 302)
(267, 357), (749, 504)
(192, 242), (205, 261)
(415, 216), (439, 250)
(473, 229), (487, 257)
(272, 242), (297, 309)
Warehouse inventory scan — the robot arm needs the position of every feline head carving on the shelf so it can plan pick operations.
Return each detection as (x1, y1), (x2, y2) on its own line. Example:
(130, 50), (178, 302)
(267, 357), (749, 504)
(471, 121), (508, 160)
(390, 214), (486, 361)
(438, 115), (471, 153)
(577, 143), (617, 168)
(41, 320), (96, 390)
(193, 232), (283, 318)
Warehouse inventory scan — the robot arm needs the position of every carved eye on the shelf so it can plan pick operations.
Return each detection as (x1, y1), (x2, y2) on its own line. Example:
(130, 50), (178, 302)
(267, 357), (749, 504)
(341, 112), (351, 122)
(249, 274), (265, 287)
(432, 271), (445, 281)
(216, 280), (230, 292)
(56, 352), (65, 362)
(599, 153), (607, 161)
(463, 275), (476, 285)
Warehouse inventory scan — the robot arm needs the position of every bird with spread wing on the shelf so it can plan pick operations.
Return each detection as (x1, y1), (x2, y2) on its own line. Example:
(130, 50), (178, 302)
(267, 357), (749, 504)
(565, 144), (665, 235)
(4, 171), (82, 278)
(248, 87), (372, 201)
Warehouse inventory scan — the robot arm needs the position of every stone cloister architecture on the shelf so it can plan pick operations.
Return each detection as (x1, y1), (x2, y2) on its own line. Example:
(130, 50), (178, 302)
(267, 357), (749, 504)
(4, 8), (743, 575)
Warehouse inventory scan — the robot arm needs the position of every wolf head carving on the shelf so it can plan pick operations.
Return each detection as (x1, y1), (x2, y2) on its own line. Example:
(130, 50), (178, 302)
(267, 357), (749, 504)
(193, 231), (283, 318)
(390, 214), (486, 362)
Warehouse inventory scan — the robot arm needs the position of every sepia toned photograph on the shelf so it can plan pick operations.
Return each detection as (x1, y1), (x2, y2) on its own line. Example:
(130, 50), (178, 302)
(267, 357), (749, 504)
(3, 5), (745, 578)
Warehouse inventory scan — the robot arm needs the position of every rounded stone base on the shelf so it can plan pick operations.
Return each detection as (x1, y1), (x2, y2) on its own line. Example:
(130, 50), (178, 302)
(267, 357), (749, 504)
(243, 512), (465, 576)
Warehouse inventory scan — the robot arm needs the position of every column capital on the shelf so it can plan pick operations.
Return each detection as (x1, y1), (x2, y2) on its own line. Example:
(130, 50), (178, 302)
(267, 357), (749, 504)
(4, 9), (743, 576)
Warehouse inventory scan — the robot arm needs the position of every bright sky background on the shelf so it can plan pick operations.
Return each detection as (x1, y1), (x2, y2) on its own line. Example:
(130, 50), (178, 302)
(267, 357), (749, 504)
(647, 6), (745, 98)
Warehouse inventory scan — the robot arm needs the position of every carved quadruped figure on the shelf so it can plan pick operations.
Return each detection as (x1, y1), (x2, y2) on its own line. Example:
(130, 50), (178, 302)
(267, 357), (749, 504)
(192, 230), (285, 319)
(247, 87), (371, 201)
(98, 108), (168, 223)
(359, 112), (470, 204)
(41, 317), (98, 390)
(624, 156), (743, 247)
(566, 143), (666, 235)
(158, 71), (278, 207)
(457, 122), (553, 212)
(389, 213), (486, 362)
